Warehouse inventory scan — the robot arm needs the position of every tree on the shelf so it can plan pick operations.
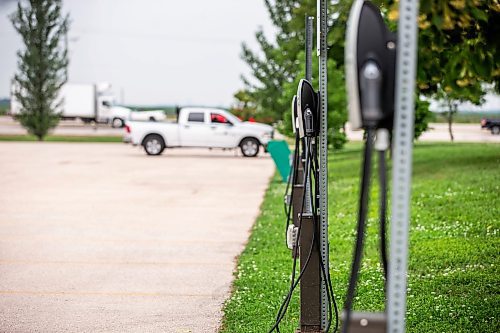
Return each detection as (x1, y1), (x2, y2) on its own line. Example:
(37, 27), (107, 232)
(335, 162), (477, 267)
(11, 0), (70, 140)
(240, 1), (312, 122)
(240, 0), (349, 148)
(445, 99), (458, 142)
(412, 0), (500, 95)
(240, 0), (434, 146)
(243, 1), (500, 145)
(231, 90), (258, 121)
(434, 83), (484, 142)
(383, 0), (500, 135)
(414, 95), (431, 140)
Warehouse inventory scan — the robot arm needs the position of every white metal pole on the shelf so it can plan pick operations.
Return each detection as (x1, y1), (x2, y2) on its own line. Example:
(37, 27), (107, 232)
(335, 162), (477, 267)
(387, 0), (420, 332)
(317, 0), (329, 328)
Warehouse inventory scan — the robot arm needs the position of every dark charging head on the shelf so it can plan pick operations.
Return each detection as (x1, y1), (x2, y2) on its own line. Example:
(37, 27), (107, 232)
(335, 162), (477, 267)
(345, 0), (397, 130)
(296, 79), (320, 137)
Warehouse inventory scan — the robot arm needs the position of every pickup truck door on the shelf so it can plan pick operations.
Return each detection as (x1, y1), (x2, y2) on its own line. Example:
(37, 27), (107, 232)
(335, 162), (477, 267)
(179, 111), (213, 147)
(209, 113), (237, 148)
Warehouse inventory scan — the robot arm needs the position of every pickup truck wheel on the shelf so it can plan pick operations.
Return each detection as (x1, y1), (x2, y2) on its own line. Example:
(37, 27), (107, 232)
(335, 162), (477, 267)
(240, 138), (259, 157)
(111, 117), (125, 128)
(491, 126), (500, 135)
(143, 135), (165, 156)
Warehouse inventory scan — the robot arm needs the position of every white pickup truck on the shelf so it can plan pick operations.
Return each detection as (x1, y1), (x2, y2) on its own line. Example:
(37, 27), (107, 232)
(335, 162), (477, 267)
(124, 107), (274, 157)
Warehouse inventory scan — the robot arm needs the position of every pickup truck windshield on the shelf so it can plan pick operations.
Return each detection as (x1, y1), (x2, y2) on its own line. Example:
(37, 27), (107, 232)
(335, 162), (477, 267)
(221, 111), (241, 124)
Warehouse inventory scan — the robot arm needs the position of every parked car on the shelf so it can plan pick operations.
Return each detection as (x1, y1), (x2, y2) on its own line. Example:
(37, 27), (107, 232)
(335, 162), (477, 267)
(481, 118), (500, 135)
(124, 107), (274, 157)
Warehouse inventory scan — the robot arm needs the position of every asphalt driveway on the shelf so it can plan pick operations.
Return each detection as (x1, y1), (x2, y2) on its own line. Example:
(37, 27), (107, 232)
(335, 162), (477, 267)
(0, 143), (275, 332)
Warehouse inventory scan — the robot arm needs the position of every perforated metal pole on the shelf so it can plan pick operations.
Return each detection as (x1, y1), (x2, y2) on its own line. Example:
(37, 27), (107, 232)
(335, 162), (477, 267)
(305, 16), (313, 82)
(387, 0), (419, 332)
(317, 0), (329, 329)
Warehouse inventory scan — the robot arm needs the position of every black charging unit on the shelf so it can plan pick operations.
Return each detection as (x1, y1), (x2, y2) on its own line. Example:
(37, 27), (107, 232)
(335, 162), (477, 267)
(346, 0), (396, 131)
(270, 78), (339, 333)
(297, 79), (320, 138)
(343, 1), (398, 332)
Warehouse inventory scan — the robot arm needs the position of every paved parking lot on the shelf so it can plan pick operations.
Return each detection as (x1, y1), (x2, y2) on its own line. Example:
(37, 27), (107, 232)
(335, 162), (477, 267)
(0, 143), (275, 332)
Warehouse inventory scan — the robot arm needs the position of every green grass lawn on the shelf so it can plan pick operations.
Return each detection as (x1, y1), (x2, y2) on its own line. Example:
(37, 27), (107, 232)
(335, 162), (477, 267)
(0, 135), (122, 142)
(220, 143), (499, 333)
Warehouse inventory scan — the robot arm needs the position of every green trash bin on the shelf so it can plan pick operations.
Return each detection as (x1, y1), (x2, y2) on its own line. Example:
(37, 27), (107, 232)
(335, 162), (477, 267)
(267, 140), (292, 182)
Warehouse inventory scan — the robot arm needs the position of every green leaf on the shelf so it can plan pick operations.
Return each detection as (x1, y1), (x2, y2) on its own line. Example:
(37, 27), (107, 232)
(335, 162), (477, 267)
(470, 7), (488, 22)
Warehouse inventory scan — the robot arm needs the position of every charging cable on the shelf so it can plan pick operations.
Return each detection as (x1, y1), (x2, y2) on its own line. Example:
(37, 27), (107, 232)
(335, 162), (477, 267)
(343, 59), (389, 333)
(375, 128), (390, 281)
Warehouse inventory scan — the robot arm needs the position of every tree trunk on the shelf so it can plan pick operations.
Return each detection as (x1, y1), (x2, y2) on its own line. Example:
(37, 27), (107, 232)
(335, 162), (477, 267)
(447, 110), (454, 142)
(446, 100), (455, 142)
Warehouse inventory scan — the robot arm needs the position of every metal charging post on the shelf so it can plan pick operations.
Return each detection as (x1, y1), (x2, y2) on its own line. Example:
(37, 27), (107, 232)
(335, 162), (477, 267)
(304, 16), (313, 216)
(298, 16), (322, 333)
(387, 0), (419, 332)
(306, 16), (313, 82)
(317, 0), (329, 329)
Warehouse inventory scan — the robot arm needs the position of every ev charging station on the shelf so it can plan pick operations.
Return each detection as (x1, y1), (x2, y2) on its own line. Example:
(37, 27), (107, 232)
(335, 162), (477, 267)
(344, 1), (420, 332)
(343, 1), (398, 332)
(269, 0), (419, 332)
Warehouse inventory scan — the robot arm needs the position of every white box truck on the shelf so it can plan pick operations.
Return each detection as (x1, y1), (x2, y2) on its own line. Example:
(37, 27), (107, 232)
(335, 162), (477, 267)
(10, 82), (165, 128)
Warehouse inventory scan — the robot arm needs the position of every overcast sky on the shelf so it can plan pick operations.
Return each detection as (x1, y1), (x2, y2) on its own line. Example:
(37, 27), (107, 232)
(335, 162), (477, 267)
(0, 0), (275, 107)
